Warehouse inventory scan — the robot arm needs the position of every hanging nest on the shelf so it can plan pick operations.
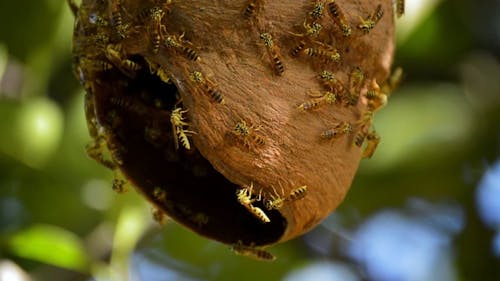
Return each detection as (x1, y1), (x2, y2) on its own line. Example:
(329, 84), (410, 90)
(70, 0), (400, 260)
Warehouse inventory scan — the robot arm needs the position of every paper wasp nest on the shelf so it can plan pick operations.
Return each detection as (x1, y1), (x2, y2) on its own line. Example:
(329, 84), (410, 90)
(71, 0), (398, 257)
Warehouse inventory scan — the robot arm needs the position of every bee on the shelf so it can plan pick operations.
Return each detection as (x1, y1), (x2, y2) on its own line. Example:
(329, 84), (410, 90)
(326, 0), (351, 36)
(105, 44), (142, 77)
(310, 1), (325, 20)
(260, 32), (285, 76)
(288, 185), (308, 202)
(362, 131), (380, 158)
(170, 107), (196, 150)
(231, 243), (276, 261)
(396, 0), (405, 18)
(189, 71), (225, 104)
(236, 183), (271, 223)
(233, 120), (266, 147)
(164, 33), (201, 61)
(153, 186), (167, 203)
(358, 4), (383, 34)
(298, 91), (338, 111)
(243, 0), (263, 18)
(345, 66), (364, 106)
(321, 121), (352, 140)
(304, 46), (340, 63)
(318, 70), (345, 94)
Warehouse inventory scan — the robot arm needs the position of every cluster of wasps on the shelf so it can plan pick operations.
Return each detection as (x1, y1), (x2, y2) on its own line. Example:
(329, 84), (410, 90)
(232, 183), (308, 261)
(285, 1), (404, 159)
(70, 0), (210, 153)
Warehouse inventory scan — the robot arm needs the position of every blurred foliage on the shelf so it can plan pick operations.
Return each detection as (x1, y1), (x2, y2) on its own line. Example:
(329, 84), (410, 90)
(0, 0), (499, 280)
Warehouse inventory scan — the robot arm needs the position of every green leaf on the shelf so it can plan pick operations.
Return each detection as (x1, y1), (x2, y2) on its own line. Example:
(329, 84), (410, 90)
(7, 224), (90, 272)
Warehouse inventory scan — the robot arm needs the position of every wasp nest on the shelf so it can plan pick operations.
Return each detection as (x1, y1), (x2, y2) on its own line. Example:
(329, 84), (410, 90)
(70, 0), (401, 260)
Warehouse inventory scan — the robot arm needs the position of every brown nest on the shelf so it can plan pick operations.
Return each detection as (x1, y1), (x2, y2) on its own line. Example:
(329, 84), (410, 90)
(70, 0), (397, 259)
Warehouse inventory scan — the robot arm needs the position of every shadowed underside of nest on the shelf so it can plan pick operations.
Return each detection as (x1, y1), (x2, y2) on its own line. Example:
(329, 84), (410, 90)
(71, 0), (397, 255)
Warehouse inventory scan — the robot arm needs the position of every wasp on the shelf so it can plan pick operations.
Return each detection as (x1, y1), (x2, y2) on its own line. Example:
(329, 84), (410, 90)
(303, 21), (323, 38)
(353, 130), (367, 147)
(233, 120), (266, 147)
(362, 130), (380, 158)
(367, 67), (403, 111)
(304, 46), (340, 63)
(149, 7), (166, 54)
(85, 136), (117, 170)
(189, 71), (226, 104)
(396, 0), (405, 18)
(326, 0), (351, 36)
(112, 171), (128, 193)
(170, 107), (196, 150)
(298, 91), (338, 111)
(145, 57), (171, 83)
(152, 208), (168, 225)
(110, 0), (127, 40)
(260, 32), (285, 76)
(164, 33), (201, 61)
(138, 6), (166, 54)
(80, 57), (114, 73)
(98, 127), (125, 166)
(145, 58), (172, 84)
(381, 66), (403, 95)
(191, 212), (209, 227)
(231, 243), (276, 261)
(93, 33), (110, 46)
(288, 20), (323, 56)
(105, 44), (142, 77)
(109, 95), (148, 116)
(264, 185), (286, 210)
(365, 80), (387, 112)
(88, 13), (109, 27)
(321, 121), (352, 140)
(358, 4), (383, 34)
(264, 184), (308, 210)
(345, 66), (364, 106)
(290, 40), (306, 57)
(236, 183), (271, 223)
(309, 1), (325, 20)
(288, 185), (308, 201)
(318, 70), (345, 96)
(243, 0), (264, 18)
(153, 186), (167, 203)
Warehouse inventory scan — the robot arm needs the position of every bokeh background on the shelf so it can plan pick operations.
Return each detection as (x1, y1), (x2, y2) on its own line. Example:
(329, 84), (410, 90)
(1, 0), (499, 280)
